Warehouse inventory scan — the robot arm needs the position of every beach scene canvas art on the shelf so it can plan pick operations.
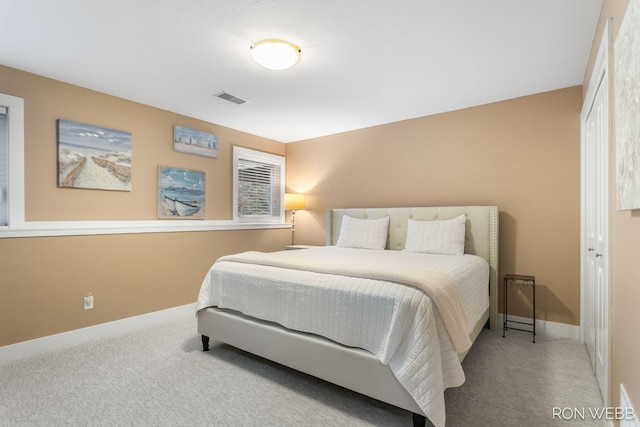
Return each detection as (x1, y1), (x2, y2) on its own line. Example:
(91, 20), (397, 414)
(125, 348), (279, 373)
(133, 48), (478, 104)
(158, 166), (205, 219)
(174, 125), (218, 158)
(57, 119), (132, 191)
(615, 0), (640, 210)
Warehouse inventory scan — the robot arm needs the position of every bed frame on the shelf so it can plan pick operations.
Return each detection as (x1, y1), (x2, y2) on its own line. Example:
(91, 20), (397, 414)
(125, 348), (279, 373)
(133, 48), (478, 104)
(198, 206), (499, 426)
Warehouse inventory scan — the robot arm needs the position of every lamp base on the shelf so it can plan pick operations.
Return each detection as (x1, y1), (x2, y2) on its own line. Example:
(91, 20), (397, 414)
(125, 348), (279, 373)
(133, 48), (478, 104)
(290, 210), (296, 245)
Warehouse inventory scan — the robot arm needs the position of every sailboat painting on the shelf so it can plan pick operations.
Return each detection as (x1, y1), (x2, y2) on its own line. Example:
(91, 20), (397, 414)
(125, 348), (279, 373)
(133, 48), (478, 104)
(158, 166), (205, 219)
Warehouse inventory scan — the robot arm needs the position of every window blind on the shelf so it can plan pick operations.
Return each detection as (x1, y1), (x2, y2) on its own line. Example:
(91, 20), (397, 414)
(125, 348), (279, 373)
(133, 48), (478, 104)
(0, 106), (8, 226)
(238, 159), (281, 222)
(234, 147), (285, 223)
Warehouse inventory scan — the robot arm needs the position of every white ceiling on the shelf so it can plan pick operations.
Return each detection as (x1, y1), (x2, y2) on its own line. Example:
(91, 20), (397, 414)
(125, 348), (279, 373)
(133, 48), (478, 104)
(0, 0), (603, 143)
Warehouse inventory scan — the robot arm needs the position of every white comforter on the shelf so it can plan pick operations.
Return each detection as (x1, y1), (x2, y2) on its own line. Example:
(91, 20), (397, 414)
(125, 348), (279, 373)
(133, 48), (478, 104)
(196, 247), (489, 427)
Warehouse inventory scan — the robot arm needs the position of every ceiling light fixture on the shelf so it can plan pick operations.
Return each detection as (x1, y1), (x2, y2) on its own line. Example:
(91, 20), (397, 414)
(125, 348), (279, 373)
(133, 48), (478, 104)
(250, 39), (301, 71)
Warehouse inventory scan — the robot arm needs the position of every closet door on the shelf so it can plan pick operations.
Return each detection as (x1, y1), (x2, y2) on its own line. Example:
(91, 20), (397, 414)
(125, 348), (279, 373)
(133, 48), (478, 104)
(592, 77), (609, 399)
(583, 100), (597, 372)
(581, 37), (609, 404)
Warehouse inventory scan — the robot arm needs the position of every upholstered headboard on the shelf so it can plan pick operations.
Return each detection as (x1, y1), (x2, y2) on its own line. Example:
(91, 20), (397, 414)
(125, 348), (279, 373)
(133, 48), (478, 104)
(326, 206), (499, 330)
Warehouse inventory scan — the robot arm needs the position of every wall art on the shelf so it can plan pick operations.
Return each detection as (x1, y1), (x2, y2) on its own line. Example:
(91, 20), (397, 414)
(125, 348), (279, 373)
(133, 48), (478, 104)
(57, 119), (132, 191)
(157, 166), (206, 219)
(174, 125), (218, 158)
(615, 0), (640, 210)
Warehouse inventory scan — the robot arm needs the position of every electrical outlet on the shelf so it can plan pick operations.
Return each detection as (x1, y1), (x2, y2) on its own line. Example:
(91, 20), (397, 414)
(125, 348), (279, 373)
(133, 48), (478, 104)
(84, 295), (94, 310)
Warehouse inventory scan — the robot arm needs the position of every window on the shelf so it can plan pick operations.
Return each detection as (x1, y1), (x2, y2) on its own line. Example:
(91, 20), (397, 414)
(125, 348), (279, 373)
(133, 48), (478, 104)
(0, 93), (24, 228)
(0, 93), (25, 229)
(0, 105), (8, 226)
(233, 146), (285, 223)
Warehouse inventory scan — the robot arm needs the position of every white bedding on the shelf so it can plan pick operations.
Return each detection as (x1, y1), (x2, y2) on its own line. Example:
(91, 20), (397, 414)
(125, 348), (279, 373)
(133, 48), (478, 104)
(195, 246), (489, 427)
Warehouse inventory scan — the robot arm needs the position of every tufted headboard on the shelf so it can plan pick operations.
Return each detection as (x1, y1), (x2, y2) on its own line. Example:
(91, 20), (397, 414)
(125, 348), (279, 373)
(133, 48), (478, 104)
(326, 206), (499, 330)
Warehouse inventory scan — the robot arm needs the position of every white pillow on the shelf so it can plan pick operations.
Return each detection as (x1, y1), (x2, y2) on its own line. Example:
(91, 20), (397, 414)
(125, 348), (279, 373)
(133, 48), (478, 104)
(404, 214), (466, 255)
(336, 215), (389, 250)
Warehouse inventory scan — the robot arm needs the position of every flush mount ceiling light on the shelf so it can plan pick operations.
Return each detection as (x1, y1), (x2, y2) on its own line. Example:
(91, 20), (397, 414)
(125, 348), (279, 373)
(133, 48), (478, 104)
(250, 39), (301, 71)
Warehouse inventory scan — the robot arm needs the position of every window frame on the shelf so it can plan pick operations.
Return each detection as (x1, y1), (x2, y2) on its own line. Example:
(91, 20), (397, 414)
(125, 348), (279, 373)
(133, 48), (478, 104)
(0, 93), (25, 229)
(233, 146), (285, 224)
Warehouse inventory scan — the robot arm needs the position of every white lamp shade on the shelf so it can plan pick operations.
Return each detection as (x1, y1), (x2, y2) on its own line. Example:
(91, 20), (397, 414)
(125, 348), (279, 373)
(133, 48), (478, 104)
(251, 39), (301, 71)
(284, 193), (305, 210)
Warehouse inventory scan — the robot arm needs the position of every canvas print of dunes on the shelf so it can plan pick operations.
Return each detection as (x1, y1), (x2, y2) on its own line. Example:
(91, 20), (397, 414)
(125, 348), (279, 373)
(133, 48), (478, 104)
(57, 119), (132, 191)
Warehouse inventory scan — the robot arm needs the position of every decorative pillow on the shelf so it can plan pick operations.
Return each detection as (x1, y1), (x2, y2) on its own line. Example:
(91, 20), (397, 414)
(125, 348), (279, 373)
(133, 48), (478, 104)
(336, 215), (389, 250)
(404, 214), (466, 255)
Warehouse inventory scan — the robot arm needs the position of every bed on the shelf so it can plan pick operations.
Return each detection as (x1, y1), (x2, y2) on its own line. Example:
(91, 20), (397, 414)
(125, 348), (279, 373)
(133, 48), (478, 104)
(196, 206), (499, 427)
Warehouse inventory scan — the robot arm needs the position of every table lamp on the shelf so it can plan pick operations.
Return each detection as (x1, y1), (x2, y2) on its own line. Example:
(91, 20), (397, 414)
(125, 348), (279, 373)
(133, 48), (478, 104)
(284, 193), (305, 245)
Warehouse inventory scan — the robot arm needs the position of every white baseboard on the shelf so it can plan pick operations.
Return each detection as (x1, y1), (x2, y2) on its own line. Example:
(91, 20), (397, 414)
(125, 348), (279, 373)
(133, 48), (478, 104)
(620, 384), (639, 427)
(498, 313), (580, 340)
(0, 303), (196, 365)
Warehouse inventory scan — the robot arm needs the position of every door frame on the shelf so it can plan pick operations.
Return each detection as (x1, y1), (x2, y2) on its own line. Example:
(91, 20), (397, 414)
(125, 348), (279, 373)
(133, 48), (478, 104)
(580, 20), (611, 405)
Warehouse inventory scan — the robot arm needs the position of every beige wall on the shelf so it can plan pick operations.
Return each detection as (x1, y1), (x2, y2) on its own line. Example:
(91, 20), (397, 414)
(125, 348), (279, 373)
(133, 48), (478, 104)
(584, 0), (640, 413)
(0, 65), (285, 221)
(286, 87), (583, 326)
(0, 229), (289, 345)
(0, 65), (289, 347)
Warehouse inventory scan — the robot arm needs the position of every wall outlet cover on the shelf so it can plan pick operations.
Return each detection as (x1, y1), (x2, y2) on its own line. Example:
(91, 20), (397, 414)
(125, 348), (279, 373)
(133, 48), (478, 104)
(84, 296), (94, 310)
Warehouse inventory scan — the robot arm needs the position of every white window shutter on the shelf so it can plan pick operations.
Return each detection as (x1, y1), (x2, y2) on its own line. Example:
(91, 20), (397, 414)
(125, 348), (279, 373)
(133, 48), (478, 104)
(233, 146), (285, 223)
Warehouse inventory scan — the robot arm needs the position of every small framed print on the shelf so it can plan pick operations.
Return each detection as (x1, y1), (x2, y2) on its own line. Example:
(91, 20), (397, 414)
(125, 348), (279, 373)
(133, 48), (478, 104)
(174, 125), (218, 158)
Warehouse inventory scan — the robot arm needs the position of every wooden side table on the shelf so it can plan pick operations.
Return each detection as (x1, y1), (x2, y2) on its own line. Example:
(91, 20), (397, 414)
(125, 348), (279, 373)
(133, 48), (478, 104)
(503, 274), (536, 343)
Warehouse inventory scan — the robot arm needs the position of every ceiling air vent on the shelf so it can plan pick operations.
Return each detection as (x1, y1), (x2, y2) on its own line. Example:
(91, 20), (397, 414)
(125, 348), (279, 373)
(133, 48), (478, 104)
(215, 91), (249, 105)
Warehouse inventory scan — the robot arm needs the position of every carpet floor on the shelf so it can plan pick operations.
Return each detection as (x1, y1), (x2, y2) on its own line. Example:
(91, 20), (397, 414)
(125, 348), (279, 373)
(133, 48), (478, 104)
(0, 318), (605, 426)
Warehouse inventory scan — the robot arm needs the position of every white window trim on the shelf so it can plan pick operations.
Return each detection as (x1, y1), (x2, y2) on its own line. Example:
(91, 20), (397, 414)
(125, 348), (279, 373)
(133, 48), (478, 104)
(0, 93), (25, 229)
(0, 94), (287, 239)
(233, 146), (286, 224)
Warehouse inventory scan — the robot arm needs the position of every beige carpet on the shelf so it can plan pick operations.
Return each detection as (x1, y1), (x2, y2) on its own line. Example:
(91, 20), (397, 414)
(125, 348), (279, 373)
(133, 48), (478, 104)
(0, 318), (605, 426)
(444, 328), (605, 426)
